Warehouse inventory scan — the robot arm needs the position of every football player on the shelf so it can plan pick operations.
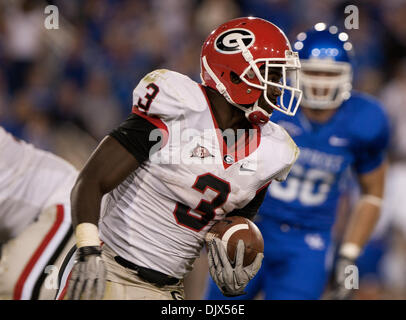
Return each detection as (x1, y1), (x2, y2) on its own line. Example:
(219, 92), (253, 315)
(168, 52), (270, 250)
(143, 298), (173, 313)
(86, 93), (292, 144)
(206, 24), (390, 300)
(61, 17), (303, 300)
(0, 126), (77, 299)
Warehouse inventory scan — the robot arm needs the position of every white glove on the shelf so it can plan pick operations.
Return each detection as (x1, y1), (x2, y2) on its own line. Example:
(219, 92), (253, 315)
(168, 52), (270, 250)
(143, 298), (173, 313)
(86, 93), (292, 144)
(66, 246), (107, 300)
(207, 238), (263, 297)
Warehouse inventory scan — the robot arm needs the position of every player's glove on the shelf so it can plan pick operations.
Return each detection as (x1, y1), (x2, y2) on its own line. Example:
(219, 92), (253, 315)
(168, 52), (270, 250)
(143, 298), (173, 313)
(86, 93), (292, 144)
(66, 246), (107, 300)
(325, 256), (357, 300)
(207, 238), (263, 297)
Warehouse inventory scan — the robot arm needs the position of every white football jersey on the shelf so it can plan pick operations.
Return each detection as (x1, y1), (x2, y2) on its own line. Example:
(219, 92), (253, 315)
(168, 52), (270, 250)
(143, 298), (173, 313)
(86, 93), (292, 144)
(99, 69), (299, 278)
(0, 127), (78, 243)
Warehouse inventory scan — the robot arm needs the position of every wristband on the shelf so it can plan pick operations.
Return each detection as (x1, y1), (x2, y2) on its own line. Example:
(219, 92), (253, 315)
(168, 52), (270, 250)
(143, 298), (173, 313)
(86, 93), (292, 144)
(75, 223), (100, 248)
(339, 242), (361, 260)
(360, 194), (383, 208)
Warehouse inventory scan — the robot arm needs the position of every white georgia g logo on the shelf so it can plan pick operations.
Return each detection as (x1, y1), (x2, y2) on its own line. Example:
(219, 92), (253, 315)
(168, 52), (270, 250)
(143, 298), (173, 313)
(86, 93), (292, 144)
(215, 28), (256, 54)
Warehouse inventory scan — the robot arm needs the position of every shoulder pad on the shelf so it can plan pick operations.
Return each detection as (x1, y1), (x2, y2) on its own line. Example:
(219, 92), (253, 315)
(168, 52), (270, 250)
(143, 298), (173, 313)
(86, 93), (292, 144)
(263, 122), (300, 181)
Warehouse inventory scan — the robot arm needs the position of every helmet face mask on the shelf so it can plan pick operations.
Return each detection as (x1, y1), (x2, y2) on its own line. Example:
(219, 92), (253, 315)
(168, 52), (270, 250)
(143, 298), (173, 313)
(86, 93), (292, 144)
(200, 17), (303, 125)
(240, 51), (302, 116)
(299, 60), (352, 109)
(293, 25), (354, 110)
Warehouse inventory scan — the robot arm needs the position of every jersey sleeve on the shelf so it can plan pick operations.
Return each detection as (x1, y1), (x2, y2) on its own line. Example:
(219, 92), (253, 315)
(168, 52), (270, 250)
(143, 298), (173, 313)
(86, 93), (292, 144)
(273, 126), (300, 182)
(132, 69), (199, 121)
(110, 69), (199, 164)
(109, 113), (168, 164)
(351, 96), (390, 174)
(227, 184), (269, 220)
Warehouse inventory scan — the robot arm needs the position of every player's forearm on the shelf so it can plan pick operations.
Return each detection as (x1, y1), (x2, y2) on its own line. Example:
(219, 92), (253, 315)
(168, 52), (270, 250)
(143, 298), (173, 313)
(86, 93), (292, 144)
(340, 162), (387, 259)
(70, 136), (141, 248)
(340, 198), (381, 259)
(70, 136), (141, 228)
(70, 177), (104, 228)
(70, 177), (105, 248)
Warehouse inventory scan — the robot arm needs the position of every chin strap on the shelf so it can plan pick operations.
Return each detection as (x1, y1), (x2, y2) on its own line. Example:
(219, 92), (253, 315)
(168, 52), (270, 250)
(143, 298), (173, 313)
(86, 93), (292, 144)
(245, 100), (272, 125)
(202, 56), (271, 125)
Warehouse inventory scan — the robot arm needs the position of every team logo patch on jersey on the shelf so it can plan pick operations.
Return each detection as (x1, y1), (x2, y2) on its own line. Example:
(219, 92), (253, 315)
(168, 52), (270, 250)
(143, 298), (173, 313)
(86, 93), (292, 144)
(223, 154), (235, 164)
(304, 233), (325, 250)
(191, 144), (214, 158)
(215, 28), (255, 54)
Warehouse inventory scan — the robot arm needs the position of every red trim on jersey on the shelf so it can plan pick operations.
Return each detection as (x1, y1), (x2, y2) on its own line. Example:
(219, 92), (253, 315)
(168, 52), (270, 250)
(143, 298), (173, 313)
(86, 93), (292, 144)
(199, 85), (261, 169)
(57, 271), (72, 300)
(256, 181), (271, 194)
(235, 124), (261, 161)
(13, 204), (65, 300)
(131, 106), (169, 149)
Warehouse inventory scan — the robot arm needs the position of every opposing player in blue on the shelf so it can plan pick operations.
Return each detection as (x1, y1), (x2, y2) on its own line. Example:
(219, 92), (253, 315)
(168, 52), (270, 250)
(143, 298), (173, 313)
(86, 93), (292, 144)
(206, 24), (390, 300)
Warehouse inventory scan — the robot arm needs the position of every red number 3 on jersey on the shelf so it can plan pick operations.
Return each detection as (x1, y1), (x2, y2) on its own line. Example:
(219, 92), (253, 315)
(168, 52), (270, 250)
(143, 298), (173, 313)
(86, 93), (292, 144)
(173, 173), (231, 232)
(137, 83), (159, 111)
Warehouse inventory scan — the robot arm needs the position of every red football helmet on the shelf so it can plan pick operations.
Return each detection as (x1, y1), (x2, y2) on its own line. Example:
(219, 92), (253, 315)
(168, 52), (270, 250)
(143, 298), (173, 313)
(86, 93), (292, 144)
(201, 17), (302, 124)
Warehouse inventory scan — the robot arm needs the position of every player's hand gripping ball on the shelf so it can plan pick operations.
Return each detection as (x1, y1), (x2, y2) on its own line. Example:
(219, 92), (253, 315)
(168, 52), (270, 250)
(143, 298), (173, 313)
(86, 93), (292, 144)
(206, 216), (264, 266)
(205, 216), (264, 296)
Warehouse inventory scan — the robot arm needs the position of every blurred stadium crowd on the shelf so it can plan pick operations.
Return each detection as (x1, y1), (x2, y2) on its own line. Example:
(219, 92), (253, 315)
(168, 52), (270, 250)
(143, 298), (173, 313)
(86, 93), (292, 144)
(0, 0), (406, 299)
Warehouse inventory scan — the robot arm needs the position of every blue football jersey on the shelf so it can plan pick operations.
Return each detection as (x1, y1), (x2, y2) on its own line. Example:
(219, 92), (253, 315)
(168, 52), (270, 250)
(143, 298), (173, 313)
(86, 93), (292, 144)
(261, 91), (390, 230)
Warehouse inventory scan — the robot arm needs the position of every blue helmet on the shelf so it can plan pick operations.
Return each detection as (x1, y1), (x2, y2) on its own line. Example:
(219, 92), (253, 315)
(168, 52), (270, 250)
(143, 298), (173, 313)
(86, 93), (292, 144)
(293, 23), (353, 109)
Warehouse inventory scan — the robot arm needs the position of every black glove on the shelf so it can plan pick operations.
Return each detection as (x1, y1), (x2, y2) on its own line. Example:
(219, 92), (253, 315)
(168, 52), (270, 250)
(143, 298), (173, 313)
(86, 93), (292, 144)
(325, 256), (357, 300)
(66, 246), (107, 300)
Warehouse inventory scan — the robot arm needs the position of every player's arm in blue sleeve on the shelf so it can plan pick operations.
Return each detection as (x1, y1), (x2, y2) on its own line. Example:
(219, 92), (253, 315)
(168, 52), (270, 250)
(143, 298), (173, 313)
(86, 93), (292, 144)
(342, 96), (390, 254)
(327, 97), (390, 300)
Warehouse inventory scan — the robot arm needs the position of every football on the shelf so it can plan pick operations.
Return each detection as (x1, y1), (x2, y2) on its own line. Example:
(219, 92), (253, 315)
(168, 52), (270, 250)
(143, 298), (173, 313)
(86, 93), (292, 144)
(205, 216), (264, 267)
